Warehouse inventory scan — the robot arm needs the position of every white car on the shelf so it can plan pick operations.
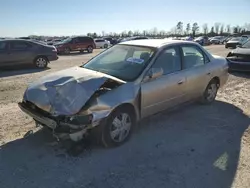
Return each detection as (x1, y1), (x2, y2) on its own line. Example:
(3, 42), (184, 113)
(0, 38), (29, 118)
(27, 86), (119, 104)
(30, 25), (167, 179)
(94, 39), (110, 48)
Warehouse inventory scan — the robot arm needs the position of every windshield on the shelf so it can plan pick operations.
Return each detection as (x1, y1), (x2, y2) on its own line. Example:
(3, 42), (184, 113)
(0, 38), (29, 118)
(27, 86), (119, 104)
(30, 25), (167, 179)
(230, 37), (240, 41)
(196, 37), (203, 40)
(61, 38), (72, 43)
(82, 44), (156, 81)
(241, 39), (250, 48)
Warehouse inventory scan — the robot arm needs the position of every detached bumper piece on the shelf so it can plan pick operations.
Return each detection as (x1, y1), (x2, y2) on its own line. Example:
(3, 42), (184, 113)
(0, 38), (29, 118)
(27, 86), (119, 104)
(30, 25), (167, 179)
(18, 102), (89, 141)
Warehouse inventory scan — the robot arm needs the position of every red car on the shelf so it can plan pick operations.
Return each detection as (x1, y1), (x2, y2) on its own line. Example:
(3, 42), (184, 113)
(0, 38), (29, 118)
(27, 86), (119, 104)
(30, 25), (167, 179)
(54, 36), (96, 54)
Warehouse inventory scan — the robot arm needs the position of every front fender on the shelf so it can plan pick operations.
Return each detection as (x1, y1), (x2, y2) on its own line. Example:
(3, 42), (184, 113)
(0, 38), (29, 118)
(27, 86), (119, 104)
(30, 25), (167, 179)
(79, 82), (141, 125)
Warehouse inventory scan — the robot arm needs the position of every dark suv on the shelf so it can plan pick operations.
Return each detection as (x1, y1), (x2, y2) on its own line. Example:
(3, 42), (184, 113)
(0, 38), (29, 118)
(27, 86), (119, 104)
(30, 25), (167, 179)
(0, 39), (58, 69)
(54, 36), (96, 54)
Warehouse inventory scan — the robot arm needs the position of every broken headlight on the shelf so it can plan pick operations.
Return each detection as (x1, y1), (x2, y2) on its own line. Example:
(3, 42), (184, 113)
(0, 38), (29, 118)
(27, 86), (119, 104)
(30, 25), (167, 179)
(64, 114), (93, 126)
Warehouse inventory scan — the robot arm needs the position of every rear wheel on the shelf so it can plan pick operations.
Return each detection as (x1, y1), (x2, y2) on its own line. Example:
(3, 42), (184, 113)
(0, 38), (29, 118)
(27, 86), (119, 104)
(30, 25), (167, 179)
(34, 56), (48, 68)
(87, 46), (93, 53)
(64, 47), (71, 54)
(200, 80), (219, 104)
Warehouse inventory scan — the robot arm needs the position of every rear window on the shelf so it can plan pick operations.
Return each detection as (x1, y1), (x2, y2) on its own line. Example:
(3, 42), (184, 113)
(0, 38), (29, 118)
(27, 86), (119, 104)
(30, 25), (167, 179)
(10, 41), (32, 50)
(79, 37), (93, 43)
(0, 41), (7, 50)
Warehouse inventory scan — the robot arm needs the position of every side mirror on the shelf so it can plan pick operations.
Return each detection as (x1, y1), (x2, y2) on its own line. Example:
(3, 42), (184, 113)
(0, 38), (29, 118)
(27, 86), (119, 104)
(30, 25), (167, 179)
(144, 67), (163, 82)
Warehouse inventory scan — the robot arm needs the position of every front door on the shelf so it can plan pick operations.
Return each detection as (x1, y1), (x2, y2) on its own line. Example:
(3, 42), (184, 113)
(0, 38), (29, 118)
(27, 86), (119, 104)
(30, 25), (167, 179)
(141, 46), (187, 118)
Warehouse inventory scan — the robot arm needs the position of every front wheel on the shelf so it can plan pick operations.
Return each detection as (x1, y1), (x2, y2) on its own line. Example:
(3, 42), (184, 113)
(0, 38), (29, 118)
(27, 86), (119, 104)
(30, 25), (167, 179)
(104, 44), (108, 48)
(92, 107), (135, 147)
(200, 80), (219, 104)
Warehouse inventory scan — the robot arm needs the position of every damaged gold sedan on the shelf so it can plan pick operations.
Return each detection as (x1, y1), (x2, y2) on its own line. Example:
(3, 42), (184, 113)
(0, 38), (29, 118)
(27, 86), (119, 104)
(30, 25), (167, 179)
(18, 39), (229, 147)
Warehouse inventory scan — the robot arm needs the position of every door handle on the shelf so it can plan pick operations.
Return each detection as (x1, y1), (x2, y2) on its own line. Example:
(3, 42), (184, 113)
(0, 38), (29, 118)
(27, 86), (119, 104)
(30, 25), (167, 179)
(177, 80), (184, 85)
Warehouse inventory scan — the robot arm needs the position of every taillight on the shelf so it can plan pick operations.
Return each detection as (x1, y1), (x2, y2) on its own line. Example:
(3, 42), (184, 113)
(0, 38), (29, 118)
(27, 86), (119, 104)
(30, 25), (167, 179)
(52, 46), (57, 52)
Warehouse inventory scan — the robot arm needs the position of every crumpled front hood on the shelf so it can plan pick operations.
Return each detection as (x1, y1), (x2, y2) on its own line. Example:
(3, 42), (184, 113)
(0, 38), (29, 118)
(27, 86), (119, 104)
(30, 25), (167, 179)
(23, 66), (113, 116)
(231, 48), (250, 55)
(227, 41), (239, 44)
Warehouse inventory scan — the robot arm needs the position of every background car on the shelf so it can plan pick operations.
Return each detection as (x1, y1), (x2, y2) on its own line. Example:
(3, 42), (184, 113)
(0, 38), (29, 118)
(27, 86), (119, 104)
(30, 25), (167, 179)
(227, 39), (250, 71)
(54, 36), (96, 54)
(103, 37), (117, 45)
(47, 39), (62, 46)
(194, 36), (210, 46)
(94, 38), (110, 48)
(119, 36), (149, 43)
(209, 36), (225, 44)
(0, 39), (58, 68)
(19, 39), (228, 147)
(225, 37), (242, 49)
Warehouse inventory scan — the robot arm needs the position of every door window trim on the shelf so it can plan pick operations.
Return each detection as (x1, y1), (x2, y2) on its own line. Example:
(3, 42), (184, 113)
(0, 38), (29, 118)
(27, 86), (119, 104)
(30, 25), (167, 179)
(9, 41), (32, 50)
(179, 44), (210, 70)
(149, 45), (182, 76)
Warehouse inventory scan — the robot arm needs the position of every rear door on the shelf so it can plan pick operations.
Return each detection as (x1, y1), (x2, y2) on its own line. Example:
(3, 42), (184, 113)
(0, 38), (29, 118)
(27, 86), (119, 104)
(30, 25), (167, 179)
(180, 44), (212, 100)
(0, 41), (10, 67)
(9, 41), (34, 65)
(79, 37), (91, 50)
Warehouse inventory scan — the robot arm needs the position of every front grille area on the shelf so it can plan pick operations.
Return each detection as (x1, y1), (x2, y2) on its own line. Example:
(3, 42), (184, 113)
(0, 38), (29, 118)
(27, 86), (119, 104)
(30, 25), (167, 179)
(24, 101), (53, 118)
(229, 63), (250, 70)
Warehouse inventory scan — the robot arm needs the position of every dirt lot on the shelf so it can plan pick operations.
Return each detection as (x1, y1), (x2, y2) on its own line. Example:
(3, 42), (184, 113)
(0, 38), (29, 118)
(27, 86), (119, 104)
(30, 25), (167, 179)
(0, 45), (249, 188)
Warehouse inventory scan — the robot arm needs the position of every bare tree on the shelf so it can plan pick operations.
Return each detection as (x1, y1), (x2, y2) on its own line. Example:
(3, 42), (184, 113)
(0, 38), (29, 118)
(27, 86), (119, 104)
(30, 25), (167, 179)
(214, 22), (221, 34)
(226, 24), (231, 33)
(176, 21), (183, 35)
(143, 30), (147, 36)
(159, 30), (166, 37)
(152, 27), (158, 36)
(243, 23), (250, 31)
(133, 30), (140, 36)
(220, 24), (224, 35)
(202, 23), (208, 35)
(121, 31), (127, 37)
(192, 23), (199, 37)
(102, 31), (105, 37)
(186, 23), (190, 35)
(128, 30), (133, 37)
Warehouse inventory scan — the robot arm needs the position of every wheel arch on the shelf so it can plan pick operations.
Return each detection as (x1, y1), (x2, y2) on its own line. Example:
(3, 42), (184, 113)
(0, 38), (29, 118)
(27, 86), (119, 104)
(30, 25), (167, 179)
(112, 103), (139, 123)
(211, 76), (220, 87)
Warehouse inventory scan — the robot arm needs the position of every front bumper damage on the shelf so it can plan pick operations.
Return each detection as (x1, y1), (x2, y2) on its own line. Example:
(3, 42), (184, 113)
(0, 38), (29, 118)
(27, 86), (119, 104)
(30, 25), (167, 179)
(227, 53), (250, 72)
(18, 101), (105, 142)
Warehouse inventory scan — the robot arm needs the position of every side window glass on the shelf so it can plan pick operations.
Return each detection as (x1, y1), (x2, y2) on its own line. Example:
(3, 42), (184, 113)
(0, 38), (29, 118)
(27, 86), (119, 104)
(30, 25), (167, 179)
(152, 47), (181, 75)
(10, 42), (30, 50)
(181, 46), (205, 69)
(0, 42), (7, 51)
(73, 38), (80, 43)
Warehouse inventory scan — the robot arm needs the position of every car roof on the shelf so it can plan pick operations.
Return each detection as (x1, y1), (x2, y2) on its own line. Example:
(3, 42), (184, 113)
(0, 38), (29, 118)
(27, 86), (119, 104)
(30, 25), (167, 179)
(0, 39), (31, 42)
(119, 39), (198, 48)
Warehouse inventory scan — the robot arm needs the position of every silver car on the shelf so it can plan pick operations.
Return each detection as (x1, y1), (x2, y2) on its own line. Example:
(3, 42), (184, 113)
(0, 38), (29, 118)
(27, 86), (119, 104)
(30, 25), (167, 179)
(18, 39), (229, 147)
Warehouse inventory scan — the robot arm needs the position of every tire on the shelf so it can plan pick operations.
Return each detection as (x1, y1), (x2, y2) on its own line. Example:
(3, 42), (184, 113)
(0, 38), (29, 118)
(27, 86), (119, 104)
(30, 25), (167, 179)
(104, 44), (108, 48)
(200, 80), (219, 104)
(64, 47), (71, 54)
(34, 56), (48, 68)
(92, 106), (135, 147)
(87, 45), (93, 53)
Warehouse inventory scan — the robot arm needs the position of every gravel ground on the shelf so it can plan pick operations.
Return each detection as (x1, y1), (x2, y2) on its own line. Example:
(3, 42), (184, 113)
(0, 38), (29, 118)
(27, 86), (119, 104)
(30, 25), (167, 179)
(0, 45), (249, 188)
